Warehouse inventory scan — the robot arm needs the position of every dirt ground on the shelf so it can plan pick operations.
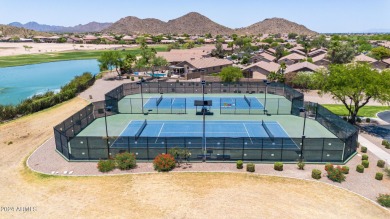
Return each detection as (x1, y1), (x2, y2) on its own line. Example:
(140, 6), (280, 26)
(0, 97), (389, 218)
(0, 42), (136, 56)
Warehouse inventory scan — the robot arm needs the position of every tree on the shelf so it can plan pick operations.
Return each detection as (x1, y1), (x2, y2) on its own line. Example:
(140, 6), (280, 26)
(98, 51), (123, 76)
(313, 63), (390, 124)
(182, 41), (195, 49)
(327, 41), (356, 64)
(291, 71), (315, 91)
(288, 33), (298, 39)
(205, 33), (212, 39)
(311, 35), (329, 48)
(151, 56), (168, 74)
(121, 53), (136, 73)
(219, 66), (243, 82)
(197, 38), (205, 44)
(267, 72), (285, 83)
(371, 46), (390, 60)
(211, 42), (224, 58)
(275, 45), (285, 60)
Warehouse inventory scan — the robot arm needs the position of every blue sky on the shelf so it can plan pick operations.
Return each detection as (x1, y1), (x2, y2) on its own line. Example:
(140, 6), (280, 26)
(1, 0), (389, 33)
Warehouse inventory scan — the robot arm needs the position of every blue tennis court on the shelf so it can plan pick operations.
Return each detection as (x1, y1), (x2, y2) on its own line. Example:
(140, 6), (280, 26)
(143, 96), (264, 109)
(111, 120), (299, 149)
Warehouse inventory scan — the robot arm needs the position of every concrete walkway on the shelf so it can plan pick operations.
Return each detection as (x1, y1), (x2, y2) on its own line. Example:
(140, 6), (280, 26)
(359, 134), (390, 164)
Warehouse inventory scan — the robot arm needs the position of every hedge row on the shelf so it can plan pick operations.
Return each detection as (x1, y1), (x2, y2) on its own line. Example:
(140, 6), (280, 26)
(0, 72), (94, 122)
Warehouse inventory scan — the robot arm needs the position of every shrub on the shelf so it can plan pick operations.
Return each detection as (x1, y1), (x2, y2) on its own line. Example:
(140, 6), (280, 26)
(377, 160), (385, 168)
(361, 146), (367, 153)
(375, 172), (383, 180)
(97, 159), (116, 172)
(365, 118), (371, 123)
(126, 75), (130, 79)
(362, 160), (369, 168)
(297, 160), (305, 170)
(153, 154), (176, 172)
(236, 160), (243, 169)
(385, 167), (390, 177)
(362, 154), (369, 160)
(381, 140), (389, 146)
(342, 116), (347, 121)
(115, 152), (136, 170)
(327, 166), (346, 183)
(377, 194), (390, 207)
(312, 169), (322, 179)
(274, 162), (283, 171)
(325, 163), (334, 171)
(131, 76), (134, 81)
(356, 165), (364, 173)
(356, 117), (362, 123)
(341, 166), (349, 174)
(246, 163), (255, 172)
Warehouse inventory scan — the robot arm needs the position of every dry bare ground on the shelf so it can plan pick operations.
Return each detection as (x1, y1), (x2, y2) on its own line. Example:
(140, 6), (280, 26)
(0, 97), (389, 218)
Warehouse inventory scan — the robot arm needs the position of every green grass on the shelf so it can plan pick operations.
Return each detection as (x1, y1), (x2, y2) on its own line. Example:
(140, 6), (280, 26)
(322, 104), (390, 117)
(0, 45), (168, 68)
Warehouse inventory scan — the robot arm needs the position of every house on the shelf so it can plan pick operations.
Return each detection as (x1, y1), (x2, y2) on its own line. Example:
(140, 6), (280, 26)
(83, 35), (99, 44)
(289, 49), (306, 56)
(278, 53), (306, 65)
(122, 35), (136, 43)
(44, 36), (60, 43)
(173, 57), (233, 79)
(67, 36), (83, 44)
(265, 48), (276, 55)
(353, 54), (377, 63)
(284, 61), (321, 74)
(157, 49), (209, 65)
(161, 39), (176, 44)
(371, 60), (389, 70)
(250, 52), (276, 63)
(242, 61), (281, 79)
(308, 48), (327, 57)
(312, 54), (330, 67)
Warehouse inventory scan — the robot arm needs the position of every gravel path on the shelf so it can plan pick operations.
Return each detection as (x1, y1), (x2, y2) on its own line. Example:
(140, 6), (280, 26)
(28, 136), (390, 201)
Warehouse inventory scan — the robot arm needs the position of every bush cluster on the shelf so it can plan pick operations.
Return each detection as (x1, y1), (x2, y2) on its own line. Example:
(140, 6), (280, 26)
(97, 152), (137, 172)
(377, 160), (385, 168)
(362, 160), (369, 168)
(97, 159), (116, 173)
(325, 163), (334, 171)
(341, 166), (349, 174)
(274, 162), (283, 171)
(246, 163), (255, 172)
(297, 160), (305, 170)
(382, 140), (390, 149)
(327, 166), (346, 183)
(362, 154), (369, 160)
(312, 169), (322, 179)
(365, 118), (371, 123)
(115, 152), (137, 170)
(153, 154), (176, 172)
(360, 146), (367, 153)
(375, 172), (383, 180)
(0, 72), (94, 122)
(356, 165), (365, 173)
(377, 194), (390, 207)
(236, 160), (243, 169)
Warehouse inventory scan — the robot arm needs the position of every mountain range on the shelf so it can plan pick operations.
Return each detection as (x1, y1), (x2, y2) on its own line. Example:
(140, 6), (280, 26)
(7, 12), (317, 35)
(8, 21), (112, 33)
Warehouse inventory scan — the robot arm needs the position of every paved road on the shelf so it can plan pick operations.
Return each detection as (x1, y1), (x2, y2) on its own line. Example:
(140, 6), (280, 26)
(359, 135), (390, 165)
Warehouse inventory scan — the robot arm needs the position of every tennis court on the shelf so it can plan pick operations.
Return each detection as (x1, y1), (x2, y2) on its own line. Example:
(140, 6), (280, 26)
(111, 120), (299, 149)
(142, 96), (264, 109)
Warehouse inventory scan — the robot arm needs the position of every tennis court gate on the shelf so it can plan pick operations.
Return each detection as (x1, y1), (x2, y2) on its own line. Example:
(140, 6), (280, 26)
(104, 82), (304, 115)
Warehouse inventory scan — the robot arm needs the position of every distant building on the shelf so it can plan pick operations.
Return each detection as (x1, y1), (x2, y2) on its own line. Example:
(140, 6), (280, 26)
(242, 61), (280, 80)
(285, 61), (321, 74)
(278, 53), (306, 65)
(172, 57), (233, 79)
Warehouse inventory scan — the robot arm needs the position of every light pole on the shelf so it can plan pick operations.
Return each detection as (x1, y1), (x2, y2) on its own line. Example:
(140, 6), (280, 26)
(299, 107), (307, 160)
(201, 80), (206, 162)
(263, 79), (270, 114)
(104, 105), (111, 159)
(137, 79), (145, 114)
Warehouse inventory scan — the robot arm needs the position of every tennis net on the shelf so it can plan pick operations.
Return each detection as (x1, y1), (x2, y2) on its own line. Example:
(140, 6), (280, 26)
(262, 120), (274, 141)
(156, 95), (163, 106)
(244, 95), (251, 107)
(135, 119), (147, 140)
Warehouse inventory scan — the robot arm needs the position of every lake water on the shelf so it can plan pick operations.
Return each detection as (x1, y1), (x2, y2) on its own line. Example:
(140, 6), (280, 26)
(0, 59), (99, 105)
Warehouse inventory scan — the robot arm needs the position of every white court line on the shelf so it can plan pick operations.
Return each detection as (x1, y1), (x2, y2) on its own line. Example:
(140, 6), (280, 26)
(155, 122), (165, 143)
(171, 98), (176, 105)
(110, 120), (133, 147)
(242, 123), (254, 144)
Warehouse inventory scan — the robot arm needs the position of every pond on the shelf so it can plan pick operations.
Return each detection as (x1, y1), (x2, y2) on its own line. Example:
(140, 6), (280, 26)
(0, 59), (99, 105)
